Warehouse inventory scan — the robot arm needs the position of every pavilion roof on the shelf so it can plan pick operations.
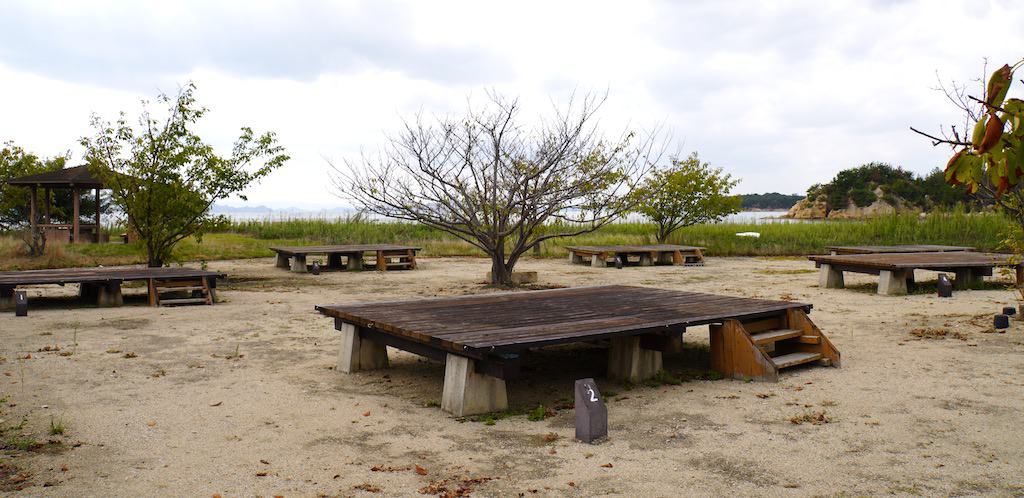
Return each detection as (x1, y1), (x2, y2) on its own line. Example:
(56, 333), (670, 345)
(7, 165), (106, 189)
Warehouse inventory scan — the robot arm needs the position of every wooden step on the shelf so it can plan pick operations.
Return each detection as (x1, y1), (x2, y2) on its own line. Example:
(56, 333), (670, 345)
(795, 335), (821, 344)
(159, 297), (209, 305)
(771, 352), (823, 369)
(750, 328), (802, 345)
(156, 285), (205, 292)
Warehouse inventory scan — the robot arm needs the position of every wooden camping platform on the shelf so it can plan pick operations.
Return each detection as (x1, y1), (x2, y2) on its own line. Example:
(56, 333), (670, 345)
(317, 285), (840, 415)
(566, 244), (705, 267)
(270, 244), (420, 273)
(826, 244), (975, 255)
(0, 266), (225, 309)
(808, 251), (1021, 295)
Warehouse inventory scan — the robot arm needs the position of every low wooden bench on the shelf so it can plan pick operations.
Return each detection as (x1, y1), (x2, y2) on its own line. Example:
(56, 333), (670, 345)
(270, 245), (421, 273)
(566, 244), (705, 267)
(316, 285), (839, 416)
(0, 266), (225, 310)
(826, 245), (975, 255)
(808, 252), (1021, 295)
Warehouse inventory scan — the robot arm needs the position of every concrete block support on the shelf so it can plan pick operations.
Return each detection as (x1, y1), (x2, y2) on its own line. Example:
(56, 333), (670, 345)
(441, 354), (508, 416)
(346, 256), (364, 271)
(337, 322), (389, 373)
(657, 252), (674, 264)
(878, 270), (908, 296)
(290, 254), (307, 273)
(591, 254), (606, 268)
(607, 336), (663, 382)
(818, 264), (845, 289)
(639, 254), (653, 266)
(570, 252), (584, 265)
(954, 269), (984, 290)
(275, 253), (290, 269)
(0, 287), (13, 310)
(96, 282), (123, 307)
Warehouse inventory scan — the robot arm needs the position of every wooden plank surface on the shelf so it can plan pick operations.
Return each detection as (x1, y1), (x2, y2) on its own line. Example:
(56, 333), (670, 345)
(566, 244), (704, 254)
(826, 245), (974, 254)
(270, 244), (421, 256)
(808, 251), (1016, 271)
(316, 285), (810, 355)
(0, 266), (224, 287)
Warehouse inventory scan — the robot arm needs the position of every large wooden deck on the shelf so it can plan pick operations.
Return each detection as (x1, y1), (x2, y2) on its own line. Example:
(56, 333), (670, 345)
(317, 285), (840, 415)
(826, 244), (975, 255)
(566, 244), (705, 267)
(0, 266), (225, 309)
(270, 244), (420, 273)
(809, 251), (1020, 295)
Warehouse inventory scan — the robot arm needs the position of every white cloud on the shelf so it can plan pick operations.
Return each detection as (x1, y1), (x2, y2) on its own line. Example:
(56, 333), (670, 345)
(0, 0), (1022, 207)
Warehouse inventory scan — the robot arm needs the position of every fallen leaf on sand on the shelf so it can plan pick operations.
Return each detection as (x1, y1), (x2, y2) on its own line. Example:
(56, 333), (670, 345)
(260, 459), (270, 465)
(256, 471), (268, 477)
(414, 464), (428, 475)
(354, 483), (381, 493)
(210, 401), (222, 407)
(362, 411), (371, 417)
(600, 463), (613, 468)
(146, 420), (156, 427)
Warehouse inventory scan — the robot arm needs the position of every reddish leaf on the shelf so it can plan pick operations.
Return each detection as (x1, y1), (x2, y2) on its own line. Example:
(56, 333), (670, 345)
(414, 464), (428, 475)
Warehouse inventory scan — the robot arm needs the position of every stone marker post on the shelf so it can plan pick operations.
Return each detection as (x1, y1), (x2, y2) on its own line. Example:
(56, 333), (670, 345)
(575, 378), (608, 444)
(14, 291), (27, 317)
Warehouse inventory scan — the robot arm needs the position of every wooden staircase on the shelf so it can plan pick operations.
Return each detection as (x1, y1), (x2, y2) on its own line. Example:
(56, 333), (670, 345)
(709, 308), (839, 382)
(147, 278), (215, 307)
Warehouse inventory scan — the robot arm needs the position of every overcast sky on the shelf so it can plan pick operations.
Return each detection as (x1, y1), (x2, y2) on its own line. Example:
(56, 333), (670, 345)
(1, 0), (1021, 208)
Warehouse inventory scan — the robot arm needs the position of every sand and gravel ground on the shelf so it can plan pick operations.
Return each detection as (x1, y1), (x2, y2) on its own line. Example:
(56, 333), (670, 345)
(1, 255), (1023, 497)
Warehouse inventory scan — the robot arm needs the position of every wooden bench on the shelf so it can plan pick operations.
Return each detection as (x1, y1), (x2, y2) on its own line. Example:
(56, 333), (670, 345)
(826, 245), (975, 255)
(316, 285), (839, 416)
(808, 252), (1020, 295)
(0, 266), (225, 310)
(270, 245), (420, 273)
(566, 245), (705, 267)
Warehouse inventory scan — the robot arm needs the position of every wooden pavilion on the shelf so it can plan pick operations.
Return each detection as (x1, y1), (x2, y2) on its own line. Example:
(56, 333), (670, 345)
(6, 165), (109, 244)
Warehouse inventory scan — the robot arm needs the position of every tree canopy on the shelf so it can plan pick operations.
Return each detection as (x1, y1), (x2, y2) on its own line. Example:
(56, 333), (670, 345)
(81, 83), (289, 267)
(632, 152), (741, 243)
(332, 91), (663, 285)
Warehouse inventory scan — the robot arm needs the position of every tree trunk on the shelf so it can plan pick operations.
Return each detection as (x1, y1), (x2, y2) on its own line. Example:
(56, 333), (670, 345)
(489, 256), (513, 286)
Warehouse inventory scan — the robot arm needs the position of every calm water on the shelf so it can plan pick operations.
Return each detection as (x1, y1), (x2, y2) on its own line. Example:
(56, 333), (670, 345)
(217, 208), (800, 224)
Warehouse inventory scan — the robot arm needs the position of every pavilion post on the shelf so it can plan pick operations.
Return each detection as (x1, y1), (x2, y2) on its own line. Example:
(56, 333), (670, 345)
(29, 187), (37, 236)
(72, 188), (80, 244)
(43, 187), (51, 223)
(94, 188), (101, 243)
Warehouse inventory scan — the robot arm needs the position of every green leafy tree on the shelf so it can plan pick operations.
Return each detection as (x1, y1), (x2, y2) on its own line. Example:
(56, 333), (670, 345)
(81, 83), (289, 267)
(914, 58), (1024, 224)
(632, 152), (741, 243)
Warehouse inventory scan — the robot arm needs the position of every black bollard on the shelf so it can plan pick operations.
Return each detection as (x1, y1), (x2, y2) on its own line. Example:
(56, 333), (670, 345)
(994, 314), (1010, 329)
(937, 273), (953, 298)
(1003, 306), (1017, 316)
(310, 261), (321, 275)
(615, 256), (623, 269)
(14, 291), (27, 317)
(575, 378), (608, 444)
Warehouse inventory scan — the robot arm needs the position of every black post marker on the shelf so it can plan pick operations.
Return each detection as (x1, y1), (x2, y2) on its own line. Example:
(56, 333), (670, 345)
(937, 273), (953, 298)
(575, 378), (608, 444)
(14, 291), (28, 317)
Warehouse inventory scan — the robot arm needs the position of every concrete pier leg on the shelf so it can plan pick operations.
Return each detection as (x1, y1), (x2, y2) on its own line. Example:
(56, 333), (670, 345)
(607, 336), (663, 382)
(639, 254), (653, 267)
(569, 252), (583, 265)
(591, 254), (606, 268)
(954, 269), (984, 289)
(878, 270), (908, 295)
(290, 254), (307, 273)
(657, 252), (674, 264)
(346, 255), (364, 271)
(441, 354), (508, 416)
(818, 264), (845, 289)
(275, 253), (290, 269)
(336, 322), (389, 373)
(327, 253), (343, 269)
(96, 283), (123, 307)
(0, 287), (13, 310)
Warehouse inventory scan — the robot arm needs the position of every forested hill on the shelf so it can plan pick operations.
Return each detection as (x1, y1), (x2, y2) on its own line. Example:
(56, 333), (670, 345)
(740, 193), (804, 210)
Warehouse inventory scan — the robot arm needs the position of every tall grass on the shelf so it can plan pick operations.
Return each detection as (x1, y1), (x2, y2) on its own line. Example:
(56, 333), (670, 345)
(0, 210), (1009, 270)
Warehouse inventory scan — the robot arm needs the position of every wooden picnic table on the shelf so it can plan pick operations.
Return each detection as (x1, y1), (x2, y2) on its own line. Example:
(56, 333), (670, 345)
(316, 285), (840, 415)
(0, 266), (225, 309)
(566, 244), (705, 267)
(826, 245), (975, 255)
(270, 244), (420, 273)
(808, 251), (1020, 295)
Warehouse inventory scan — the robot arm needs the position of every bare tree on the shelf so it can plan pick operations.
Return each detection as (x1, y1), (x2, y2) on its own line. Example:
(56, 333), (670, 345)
(330, 92), (663, 285)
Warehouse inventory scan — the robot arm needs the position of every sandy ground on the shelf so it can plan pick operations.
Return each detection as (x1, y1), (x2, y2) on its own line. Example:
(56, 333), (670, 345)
(1, 255), (1023, 497)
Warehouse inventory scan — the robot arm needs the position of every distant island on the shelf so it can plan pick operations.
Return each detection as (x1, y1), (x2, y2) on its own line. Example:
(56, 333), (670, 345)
(739, 193), (804, 210)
